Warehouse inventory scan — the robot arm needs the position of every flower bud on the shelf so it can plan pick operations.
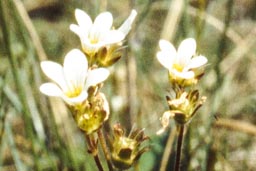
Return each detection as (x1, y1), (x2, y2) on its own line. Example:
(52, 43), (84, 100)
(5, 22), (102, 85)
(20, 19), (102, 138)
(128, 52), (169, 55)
(94, 44), (124, 67)
(158, 90), (206, 133)
(70, 92), (109, 134)
(110, 124), (149, 170)
(167, 90), (206, 125)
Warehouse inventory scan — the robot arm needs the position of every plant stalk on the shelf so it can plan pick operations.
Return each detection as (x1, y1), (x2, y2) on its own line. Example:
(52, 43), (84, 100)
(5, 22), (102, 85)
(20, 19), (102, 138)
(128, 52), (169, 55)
(85, 134), (104, 171)
(98, 128), (113, 171)
(174, 125), (185, 171)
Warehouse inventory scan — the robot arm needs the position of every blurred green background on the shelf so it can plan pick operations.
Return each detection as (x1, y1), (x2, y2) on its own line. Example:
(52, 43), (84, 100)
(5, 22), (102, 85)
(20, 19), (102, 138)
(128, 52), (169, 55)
(0, 0), (256, 170)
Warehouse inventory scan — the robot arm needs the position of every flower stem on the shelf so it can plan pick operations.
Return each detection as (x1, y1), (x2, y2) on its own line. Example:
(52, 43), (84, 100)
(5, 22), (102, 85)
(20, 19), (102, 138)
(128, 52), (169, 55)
(98, 128), (113, 171)
(94, 154), (104, 171)
(85, 134), (104, 171)
(174, 125), (185, 171)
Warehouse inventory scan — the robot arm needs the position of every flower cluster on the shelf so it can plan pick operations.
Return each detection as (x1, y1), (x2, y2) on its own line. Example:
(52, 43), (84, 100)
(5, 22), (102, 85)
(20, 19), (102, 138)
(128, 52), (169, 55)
(39, 6), (208, 170)
(156, 38), (207, 133)
(40, 9), (137, 135)
(39, 8), (150, 170)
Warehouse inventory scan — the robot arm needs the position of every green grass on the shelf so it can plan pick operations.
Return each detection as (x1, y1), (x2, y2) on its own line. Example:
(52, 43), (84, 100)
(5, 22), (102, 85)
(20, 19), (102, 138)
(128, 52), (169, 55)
(0, 0), (256, 170)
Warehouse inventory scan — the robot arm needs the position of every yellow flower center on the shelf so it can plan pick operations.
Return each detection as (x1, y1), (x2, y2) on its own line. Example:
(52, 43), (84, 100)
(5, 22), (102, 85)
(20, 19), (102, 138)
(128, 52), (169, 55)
(90, 38), (99, 44)
(173, 63), (183, 72)
(89, 32), (100, 44)
(65, 86), (82, 98)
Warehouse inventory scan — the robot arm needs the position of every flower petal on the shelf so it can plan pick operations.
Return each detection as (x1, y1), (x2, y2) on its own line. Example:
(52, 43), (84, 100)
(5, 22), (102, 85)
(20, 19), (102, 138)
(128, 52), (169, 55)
(118, 9), (137, 36)
(177, 38), (196, 65)
(39, 83), (63, 97)
(159, 39), (176, 55)
(186, 55), (208, 69)
(156, 111), (174, 134)
(75, 9), (92, 31)
(162, 111), (174, 127)
(102, 30), (125, 44)
(156, 51), (173, 69)
(63, 90), (88, 105)
(40, 61), (67, 91)
(70, 24), (84, 37)
(85, 68), (109, 89)
(63, 49), (88, 90)
(171, 70), (195, 79)
(93, 12), (113, 32)
(81, 39), (105, 54)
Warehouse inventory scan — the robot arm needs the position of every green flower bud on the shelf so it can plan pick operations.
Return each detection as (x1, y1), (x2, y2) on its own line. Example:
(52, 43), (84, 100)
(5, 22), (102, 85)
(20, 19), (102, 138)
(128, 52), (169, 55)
(167, 90), (206, 125)
(69, 92), (109, 134)
(92, 44), (124, 67)
(158, 90), (206, 134)
(110, 124), (149, 170)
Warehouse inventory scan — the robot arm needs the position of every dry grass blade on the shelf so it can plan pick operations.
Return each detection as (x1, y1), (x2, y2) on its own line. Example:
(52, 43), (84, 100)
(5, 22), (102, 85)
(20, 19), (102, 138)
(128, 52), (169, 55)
(13, 0), (48, 61)
(220, 27), (256, 74)
(5, 121), (27, 171)
(215, 118), (256, 136)
(188, 6), (242, 44)
(160, 0), (184, 41)
(159, 128), (176, 171)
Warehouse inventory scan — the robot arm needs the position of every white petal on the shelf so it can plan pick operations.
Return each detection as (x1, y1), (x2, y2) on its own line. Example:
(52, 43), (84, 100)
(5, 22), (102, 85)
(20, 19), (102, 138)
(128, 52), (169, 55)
(156, 111), (174, 135)
(172, 70), (195, 79)
(102, 30), (125, 44)
(186, 55), (208, 69)
(93, 12), (113, 32)
(118, 9), (137, 36)
(85, 68), (109, 89)
(39, 83), (63, 97)
(81, 39), (104, 54)
(75, 9), (92, 31)
(156, 128), (166, 135)
(70, 24), (84, 37)
(177, 38), (196, 65)
(63, 49), (88, 89)
(156, 51), (173, 69)
(63, 90), (88, 105)
(40, 61), (67, 91)
(159, 40), (177, 55)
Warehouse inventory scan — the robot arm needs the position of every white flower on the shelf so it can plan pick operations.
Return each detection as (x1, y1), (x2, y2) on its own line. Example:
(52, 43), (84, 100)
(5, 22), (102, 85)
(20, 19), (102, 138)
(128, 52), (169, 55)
(39, 49), (109, 105)
(157, 38), (207, 80)
(70, 9), (137, 55)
